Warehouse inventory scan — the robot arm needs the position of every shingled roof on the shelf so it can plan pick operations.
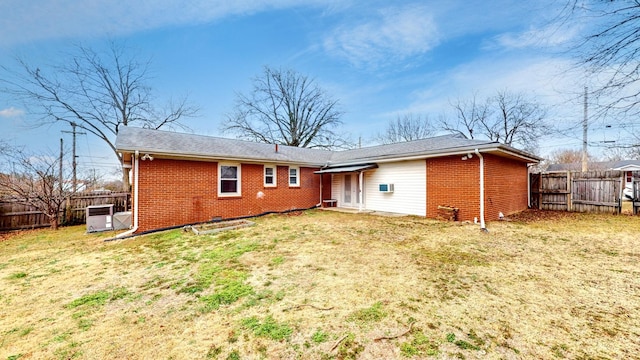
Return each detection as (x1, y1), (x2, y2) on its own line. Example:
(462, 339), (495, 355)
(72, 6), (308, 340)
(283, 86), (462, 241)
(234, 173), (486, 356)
(116, 127), (540, 166)
(116, 127), (333, 165)
(546, 160), (640, 172)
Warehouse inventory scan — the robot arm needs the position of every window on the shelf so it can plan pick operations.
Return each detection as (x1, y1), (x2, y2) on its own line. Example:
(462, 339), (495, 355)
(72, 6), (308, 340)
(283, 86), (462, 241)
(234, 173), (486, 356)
(219, 163), (241, 196)
(289, 166), (299, 186)
(264, 166), (276, 187)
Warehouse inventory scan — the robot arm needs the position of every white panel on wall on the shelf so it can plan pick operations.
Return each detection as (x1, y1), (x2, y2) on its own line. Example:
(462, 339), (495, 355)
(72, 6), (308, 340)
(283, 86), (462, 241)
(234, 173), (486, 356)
(331, 174), (341, 206)
(363, 160), (426, 216)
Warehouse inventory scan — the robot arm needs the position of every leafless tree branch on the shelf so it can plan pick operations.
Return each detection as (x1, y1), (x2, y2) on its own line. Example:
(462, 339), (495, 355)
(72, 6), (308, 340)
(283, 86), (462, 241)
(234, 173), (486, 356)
(0, 41), (199, 189)
(440, 91), (549, 153)
(0, 145), (72, 230)
(441, 93), (492, 140)
(223, 66), (348, 149)
(376, 113), (435, 144)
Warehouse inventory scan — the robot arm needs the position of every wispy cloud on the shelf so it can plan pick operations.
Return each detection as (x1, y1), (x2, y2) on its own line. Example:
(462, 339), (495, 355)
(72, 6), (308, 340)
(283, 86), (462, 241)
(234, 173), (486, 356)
(0, 0), (340, 47)
(323, 4), (440, 68)
(395, 55), (579, 120)
(489, 22), (580, 51)
(0, 107), (24, 118)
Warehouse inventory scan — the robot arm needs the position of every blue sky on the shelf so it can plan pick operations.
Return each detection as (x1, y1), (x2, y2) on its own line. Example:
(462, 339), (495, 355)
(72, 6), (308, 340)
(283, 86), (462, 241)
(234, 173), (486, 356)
(0, 0), (622, 178)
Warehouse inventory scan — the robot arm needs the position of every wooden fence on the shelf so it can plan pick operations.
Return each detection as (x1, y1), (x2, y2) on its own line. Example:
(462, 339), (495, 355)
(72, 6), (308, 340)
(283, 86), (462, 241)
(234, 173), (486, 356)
(0, 192), (131, 231)
(530, 171), (623, 214)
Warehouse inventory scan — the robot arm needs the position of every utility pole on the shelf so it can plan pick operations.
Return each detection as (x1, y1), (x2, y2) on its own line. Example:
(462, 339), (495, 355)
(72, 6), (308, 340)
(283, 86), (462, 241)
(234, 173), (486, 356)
(62, 122), (86, 193)
(582, 86), (588, 172)
(59, 138), (63, 195)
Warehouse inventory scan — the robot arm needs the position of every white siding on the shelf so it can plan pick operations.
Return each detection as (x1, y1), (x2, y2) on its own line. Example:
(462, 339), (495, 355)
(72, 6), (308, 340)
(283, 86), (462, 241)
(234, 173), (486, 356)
(364, 160), (426, 216)
(331, 174), (342, 205)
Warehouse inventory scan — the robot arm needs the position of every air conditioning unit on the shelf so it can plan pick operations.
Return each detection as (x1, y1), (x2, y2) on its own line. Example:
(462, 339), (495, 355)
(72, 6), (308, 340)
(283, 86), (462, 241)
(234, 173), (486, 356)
(113, 211), (132, 231)
(86, 204), (114, 233)
(379, 183), (394, 193)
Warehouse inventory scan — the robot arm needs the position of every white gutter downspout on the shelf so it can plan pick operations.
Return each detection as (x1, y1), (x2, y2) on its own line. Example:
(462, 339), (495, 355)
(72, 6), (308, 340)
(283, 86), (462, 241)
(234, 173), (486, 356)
(475, 149), (486, 230)
(117, 151), (139, 238)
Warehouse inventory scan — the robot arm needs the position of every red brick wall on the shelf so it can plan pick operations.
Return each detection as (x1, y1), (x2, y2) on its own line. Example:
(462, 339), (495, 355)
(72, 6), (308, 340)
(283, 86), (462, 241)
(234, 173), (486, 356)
(426, 154), (530, 221)
(426, 156), (480, 221)
(135, 158), (321, 232)
(483, 154), (529, 219)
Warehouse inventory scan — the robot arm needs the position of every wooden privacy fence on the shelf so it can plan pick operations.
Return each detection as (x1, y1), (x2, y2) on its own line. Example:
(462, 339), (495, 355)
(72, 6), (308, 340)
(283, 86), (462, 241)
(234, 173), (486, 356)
(0, 192), (131, 231)
(530, 171), (623, 214)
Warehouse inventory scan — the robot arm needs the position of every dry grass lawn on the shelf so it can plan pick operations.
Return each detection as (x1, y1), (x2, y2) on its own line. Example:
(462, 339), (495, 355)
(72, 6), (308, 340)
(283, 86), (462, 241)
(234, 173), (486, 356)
(1, 209), (639, 359)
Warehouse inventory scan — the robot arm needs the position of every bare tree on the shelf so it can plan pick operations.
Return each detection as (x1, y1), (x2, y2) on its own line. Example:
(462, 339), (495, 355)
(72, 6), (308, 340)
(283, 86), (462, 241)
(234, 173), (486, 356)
(0, 42), (198, 190)
(0, 145), (71, 230)
(224, 66), (346, 148)
(441, 94), (491, 140)
(602, 130), (640, 160)
(563, 1), (640, 116)
(483, 91), (549, 152)
(376, 113), (435, 144)
(548, 148), (596, 164)
(601, 145), (630, 161)
(441, 91), (549, 152)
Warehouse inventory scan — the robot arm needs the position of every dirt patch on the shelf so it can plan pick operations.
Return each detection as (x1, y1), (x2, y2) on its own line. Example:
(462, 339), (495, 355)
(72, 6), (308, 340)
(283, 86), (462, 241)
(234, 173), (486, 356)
(0, 229), (34, 242)
(508, 208), (599, 222)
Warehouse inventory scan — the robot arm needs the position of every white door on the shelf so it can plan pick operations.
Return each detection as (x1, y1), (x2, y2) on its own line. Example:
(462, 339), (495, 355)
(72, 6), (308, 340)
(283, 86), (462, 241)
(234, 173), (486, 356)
(342, 174), (361, 208)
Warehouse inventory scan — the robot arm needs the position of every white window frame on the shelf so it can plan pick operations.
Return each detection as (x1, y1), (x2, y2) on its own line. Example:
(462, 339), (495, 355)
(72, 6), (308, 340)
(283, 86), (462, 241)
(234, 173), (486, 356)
(288, 166), (300, 187)
(264, 165), (277, 187)
(218, 163), (241, 197)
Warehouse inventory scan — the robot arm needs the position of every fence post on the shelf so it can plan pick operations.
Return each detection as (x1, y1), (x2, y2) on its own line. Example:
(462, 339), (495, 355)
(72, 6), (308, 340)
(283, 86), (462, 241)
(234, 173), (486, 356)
(567, 171), (572, 212)
(619, 175), (623, 214)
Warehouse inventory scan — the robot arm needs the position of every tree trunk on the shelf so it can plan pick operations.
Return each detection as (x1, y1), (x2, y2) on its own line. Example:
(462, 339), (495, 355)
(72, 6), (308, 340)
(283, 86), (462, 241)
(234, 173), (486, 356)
(49, 215), (59, 230)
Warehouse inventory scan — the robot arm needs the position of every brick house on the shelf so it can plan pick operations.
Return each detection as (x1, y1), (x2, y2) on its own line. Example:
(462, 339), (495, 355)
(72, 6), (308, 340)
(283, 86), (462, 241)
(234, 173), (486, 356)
(115, 127), (540, 234)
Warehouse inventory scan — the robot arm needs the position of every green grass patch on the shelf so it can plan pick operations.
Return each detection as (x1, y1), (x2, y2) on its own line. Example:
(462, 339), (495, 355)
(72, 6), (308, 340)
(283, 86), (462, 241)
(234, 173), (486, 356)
(336, 333), (364, 360)
(454, 339), (480, 350)
(78, 318), (93, 331)
(226, 350), (240, 360)
(446, 332), (482, 351)
(243, 289), (285, 308)
(200, 279), (254, 311)
(551, 343), (568, 358)
(19, 327), (33, 337)
(400, 331), (439, 357)
(311, 329), (329, 344)
(201, 241), (258, 263)
(66, 291), (110, 308)
(179, 241), (258, 295)
(205, 345), (222, 358)
(66, 287), (131, 309)
(53, 341), (82, 360)
(270, 256), (285, 266)
(7, 272), (27, 279)
(400, 342), (419, 357)
(241, 315), (293, 341)
(347, 301), (387, 325)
